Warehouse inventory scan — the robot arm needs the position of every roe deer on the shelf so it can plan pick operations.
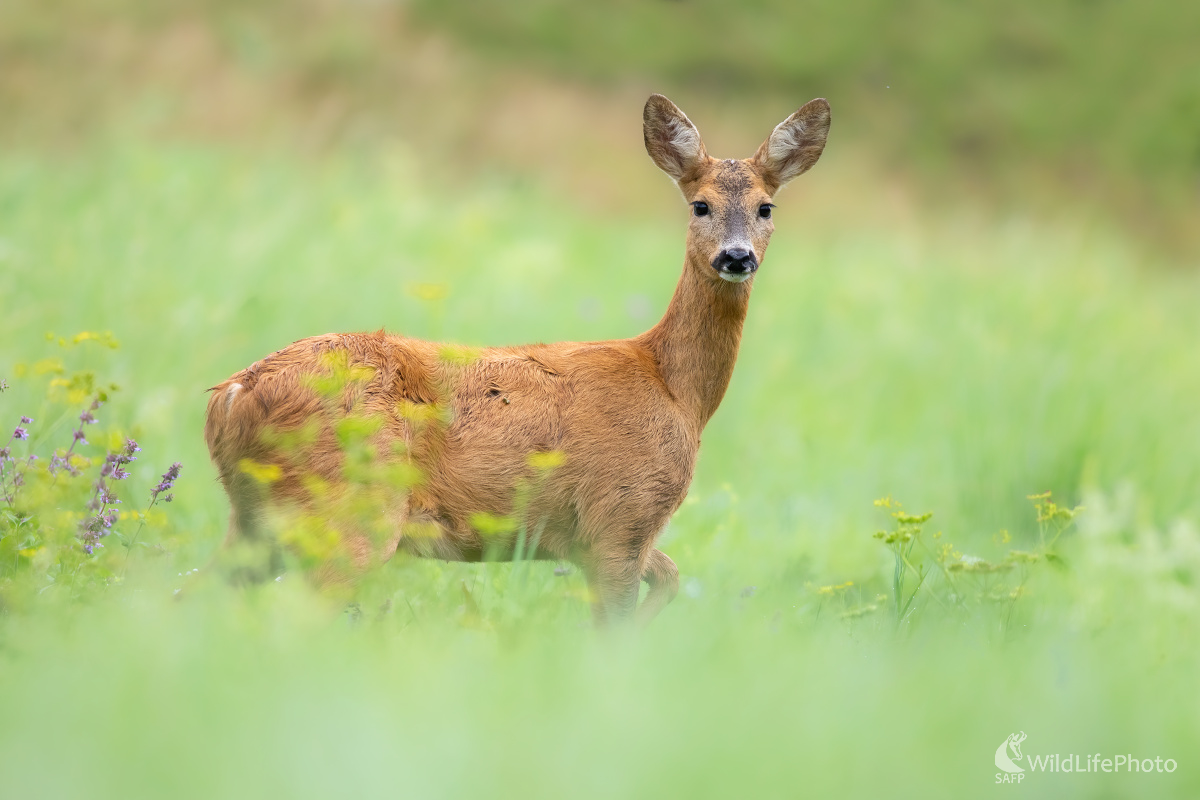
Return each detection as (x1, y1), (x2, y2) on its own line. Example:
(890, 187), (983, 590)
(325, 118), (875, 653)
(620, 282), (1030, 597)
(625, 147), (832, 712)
(204, 94), (831, 624)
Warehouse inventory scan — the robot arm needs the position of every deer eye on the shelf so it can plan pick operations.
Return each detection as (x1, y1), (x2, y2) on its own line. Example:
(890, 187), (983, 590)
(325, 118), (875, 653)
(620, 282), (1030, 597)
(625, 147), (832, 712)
(758, 203), (774, 219)
(691, 201), (709, 217)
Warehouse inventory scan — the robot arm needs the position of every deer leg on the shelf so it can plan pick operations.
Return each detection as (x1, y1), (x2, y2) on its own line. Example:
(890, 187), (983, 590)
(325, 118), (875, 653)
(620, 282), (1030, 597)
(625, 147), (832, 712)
(582, 551), (643, 626)
(211, 471), (284, 585)
(635, 548), (679, 625)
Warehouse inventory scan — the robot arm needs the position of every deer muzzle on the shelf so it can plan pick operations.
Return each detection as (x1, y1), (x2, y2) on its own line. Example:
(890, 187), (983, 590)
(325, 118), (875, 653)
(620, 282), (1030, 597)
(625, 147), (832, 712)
(711, 247), (758, 283)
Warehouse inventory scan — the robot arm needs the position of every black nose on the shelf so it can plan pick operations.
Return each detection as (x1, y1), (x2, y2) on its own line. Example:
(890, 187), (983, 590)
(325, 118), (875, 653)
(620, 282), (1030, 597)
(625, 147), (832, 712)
(712, 247), (758, 274)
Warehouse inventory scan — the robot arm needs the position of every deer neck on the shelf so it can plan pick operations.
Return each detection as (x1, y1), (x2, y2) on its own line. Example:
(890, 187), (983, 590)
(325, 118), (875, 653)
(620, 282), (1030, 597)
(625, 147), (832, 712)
(639, 254), (752, 428)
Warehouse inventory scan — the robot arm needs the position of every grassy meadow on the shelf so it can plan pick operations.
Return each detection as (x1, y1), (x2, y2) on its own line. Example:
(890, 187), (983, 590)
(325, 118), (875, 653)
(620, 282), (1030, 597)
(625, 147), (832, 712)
(2, 4), (1199, 798)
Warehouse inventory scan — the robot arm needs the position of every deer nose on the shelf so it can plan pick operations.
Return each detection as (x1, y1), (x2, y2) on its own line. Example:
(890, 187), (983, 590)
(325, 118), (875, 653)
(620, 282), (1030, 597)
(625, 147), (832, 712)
(712, 247), (758, 276)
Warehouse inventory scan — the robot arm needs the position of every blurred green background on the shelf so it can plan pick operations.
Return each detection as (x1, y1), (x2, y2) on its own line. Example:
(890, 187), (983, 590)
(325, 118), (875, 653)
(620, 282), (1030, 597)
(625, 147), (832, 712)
(1, 2), (1197, 798)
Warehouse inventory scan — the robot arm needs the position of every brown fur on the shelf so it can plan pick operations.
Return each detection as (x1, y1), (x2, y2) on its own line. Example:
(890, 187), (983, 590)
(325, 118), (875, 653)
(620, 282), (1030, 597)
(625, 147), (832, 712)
(204, 94), (831, 624)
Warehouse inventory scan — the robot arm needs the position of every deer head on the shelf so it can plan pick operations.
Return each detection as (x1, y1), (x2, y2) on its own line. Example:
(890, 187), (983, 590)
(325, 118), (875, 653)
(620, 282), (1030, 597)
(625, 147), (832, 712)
(643, 94), (831, 285)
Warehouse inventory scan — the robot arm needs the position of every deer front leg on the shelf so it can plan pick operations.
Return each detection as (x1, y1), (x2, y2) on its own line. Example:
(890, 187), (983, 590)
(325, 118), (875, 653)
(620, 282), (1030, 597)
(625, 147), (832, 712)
(635, 548), (679, 626)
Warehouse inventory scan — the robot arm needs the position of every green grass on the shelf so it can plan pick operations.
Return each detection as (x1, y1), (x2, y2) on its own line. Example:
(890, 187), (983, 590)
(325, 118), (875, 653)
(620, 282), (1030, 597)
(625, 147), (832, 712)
(1, 146), (1198, 798)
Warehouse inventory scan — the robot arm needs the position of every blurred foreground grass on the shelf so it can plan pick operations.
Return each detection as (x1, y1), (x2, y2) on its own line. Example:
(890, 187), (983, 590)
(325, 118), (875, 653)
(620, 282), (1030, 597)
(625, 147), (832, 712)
(1, 145), (1198, 797)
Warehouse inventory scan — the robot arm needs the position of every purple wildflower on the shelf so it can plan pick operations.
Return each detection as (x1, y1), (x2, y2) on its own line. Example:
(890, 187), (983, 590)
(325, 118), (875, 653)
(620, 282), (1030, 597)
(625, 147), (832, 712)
(103, 451), (132, 476)
(20, 416), (32, 425)
(49, 452), (81, 477)
(153, 462), (182, 496)
(100, 439), (140, 481)
(79, 458), (122, 553)
(51, 397), (103, 482)
(13, 427), (28, 441)
(53, 393), (103, 479)
(116, 459), (183, 568)
(0, 435), (16, 505)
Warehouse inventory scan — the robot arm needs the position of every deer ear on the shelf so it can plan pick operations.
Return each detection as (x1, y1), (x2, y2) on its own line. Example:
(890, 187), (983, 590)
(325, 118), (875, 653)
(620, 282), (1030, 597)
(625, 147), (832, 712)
(754, 98), (831, 192)
(643, 94), (708, 183)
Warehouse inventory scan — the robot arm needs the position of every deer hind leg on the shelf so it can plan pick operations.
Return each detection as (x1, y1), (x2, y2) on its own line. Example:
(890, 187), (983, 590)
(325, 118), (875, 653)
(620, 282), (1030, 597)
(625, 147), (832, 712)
(635, 548), (679, 626)
(215, 461), (412, 588)
(579, 541), (646, 626)
(213, 469), (284, 585)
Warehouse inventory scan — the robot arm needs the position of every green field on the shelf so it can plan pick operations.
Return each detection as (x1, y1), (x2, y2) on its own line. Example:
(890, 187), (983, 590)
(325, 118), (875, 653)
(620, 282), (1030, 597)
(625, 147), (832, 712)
(2, 4), (1199, 798)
